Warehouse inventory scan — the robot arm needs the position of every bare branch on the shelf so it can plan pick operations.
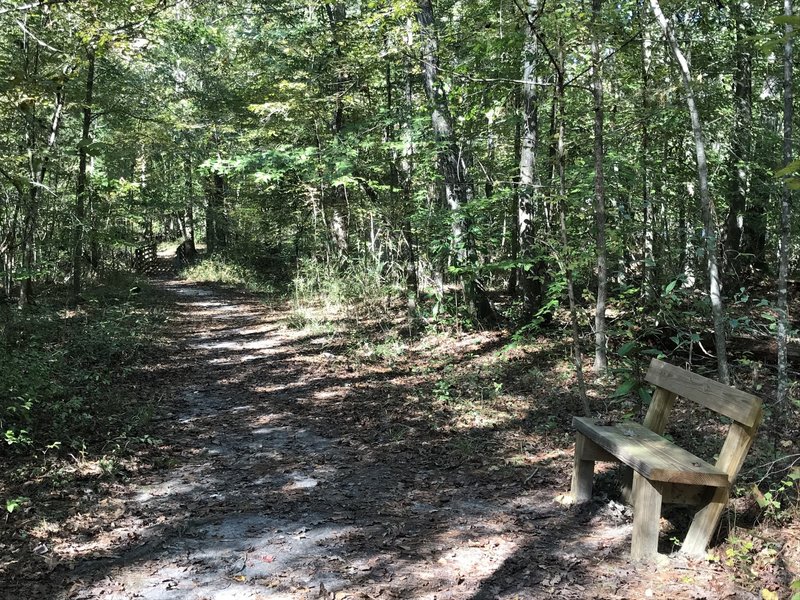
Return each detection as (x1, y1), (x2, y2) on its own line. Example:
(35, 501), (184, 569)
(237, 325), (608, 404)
(15, 18), (65, 54)
(0, 0), (72, 16)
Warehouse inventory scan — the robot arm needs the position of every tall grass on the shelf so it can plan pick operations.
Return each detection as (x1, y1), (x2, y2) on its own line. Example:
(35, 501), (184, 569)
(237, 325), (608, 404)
(290, 257), (397, 324)
(180, 253), (281, 295)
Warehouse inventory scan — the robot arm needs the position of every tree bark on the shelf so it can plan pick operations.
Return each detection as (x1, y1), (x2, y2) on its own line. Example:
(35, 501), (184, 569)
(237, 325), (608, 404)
(649, 0), (729, 383)
(518, 0), (547, 321)
(554, 40), (590, 417)
(72, 45), (95, 305)
(723, 2), (753, 280)
(416, 0), (492, 321)
(19, 84), (65, 307)
(591, 0), (608, 372)
(641, 18), (654, 297)
(324, 3), (350, 261)
(206, 171), (226, 254)
(184, 154), (195, 246)
(508, 90), (521, 296)
(777, 0), (793, 409)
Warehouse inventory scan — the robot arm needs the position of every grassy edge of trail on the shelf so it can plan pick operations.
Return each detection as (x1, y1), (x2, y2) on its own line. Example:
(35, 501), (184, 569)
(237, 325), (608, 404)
(1, 271), (172, 521)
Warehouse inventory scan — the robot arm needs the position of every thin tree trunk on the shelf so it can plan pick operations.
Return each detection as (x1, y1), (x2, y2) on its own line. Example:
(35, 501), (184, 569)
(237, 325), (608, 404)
(592, 0), (608, 372)
(403, 20), (419, 316)
(649, 0), (729, 383)
(0, 198), (20, 299)
(509, 89), (521, 296)
(72, 45), (95, 305)
(641, 19), (654, 297)
(724, 2), (753, 279)
(416, 0), (492, 321)
(392, 28), (419, 321)
(777, 0), (793, 409)
(554, 43), (590, 417)
(19, 85), (65, 307)
(184, 154), (195, 246)
(325, 3), (350, 261)
(206, 171), (225, 254)
(518, 0), (545, 320)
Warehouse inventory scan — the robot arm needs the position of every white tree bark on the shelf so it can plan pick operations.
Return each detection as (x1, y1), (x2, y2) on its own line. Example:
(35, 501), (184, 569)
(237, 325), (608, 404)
(649, 0), (729, 383)
(591, 0), (608, 373)
(777, 0), (793, 407)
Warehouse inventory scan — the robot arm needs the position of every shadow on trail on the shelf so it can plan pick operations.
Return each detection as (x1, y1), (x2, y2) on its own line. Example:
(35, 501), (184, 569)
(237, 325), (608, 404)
(53, 276), (635, 600)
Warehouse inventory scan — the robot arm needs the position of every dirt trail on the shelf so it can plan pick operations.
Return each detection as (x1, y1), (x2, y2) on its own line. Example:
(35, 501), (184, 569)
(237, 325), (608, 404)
(53, 275), (752, 600)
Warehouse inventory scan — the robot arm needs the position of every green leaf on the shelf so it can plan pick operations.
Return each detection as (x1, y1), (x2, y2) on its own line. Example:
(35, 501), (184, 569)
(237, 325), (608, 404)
(618, 341), (636, 357)
(5, 496), (28, 513)
(665, 279), (678, 294)
(612, 378), (637, 398)
(638, 388), (652, 405)
(774, 158), (800, 177)
(774, 15), (800, 26)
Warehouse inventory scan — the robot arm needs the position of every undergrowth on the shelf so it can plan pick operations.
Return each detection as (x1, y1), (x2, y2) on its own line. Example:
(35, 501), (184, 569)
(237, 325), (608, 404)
(180, 252), (282, 295)
(0, 273), (166, 464)
(291, 257), (395, 321)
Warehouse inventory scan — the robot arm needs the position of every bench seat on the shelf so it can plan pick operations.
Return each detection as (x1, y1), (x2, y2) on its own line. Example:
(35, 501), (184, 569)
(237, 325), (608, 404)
(573, 417), (728, 487)
(568, 359), (762, 560)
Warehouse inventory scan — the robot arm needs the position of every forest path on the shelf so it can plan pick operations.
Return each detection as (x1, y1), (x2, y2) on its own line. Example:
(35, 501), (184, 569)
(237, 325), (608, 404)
(56, 274), (747, 600)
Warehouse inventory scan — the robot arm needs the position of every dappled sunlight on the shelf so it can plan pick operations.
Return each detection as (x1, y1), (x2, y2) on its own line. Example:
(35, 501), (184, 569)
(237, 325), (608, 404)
(23, 275), (755, 600)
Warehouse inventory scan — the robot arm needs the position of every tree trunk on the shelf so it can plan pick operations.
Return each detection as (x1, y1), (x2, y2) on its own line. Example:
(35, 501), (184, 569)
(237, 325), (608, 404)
(72, 45), (95, 305)
(19, 85), (65, 307)
(777, 0), (793, 410)
(393, 27), (419, 321)
(641, 19), (655, 297)
(723, 2), (753, 280)
(649, 0), (729, 383)
(509, 90), (521, 296)
(206, 171), (226, 254)
(518, 0), (547, 321)
(324, 3), (350, 262)
(554, 41), (590, 417)
(184, 154), (195, 246)
(416, 0), (492, 321)
(591, 0), (608, 372)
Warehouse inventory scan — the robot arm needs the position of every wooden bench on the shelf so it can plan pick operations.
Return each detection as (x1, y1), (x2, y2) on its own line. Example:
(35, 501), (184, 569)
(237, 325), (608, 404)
(570, 359), (762, 560)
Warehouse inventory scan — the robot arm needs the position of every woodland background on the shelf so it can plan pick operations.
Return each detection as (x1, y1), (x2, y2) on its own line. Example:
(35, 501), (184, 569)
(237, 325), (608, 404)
(0, 0), (799, 592)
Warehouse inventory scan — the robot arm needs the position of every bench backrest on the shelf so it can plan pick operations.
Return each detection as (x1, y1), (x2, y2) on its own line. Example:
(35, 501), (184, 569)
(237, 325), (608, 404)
(641, 358), (763, 482)
(645, 359), (762, 427)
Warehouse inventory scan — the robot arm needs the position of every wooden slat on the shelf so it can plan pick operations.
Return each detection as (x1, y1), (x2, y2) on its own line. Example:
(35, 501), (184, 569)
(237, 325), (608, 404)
(662, 482), (714, 506)
(642, 386), (677, 434)
(570, 433), (595, 503)
(573, 417), (728, 487)
(682, 416), (762, 557)
(631, 473), (664, 560)
(645, 359), (762, 427)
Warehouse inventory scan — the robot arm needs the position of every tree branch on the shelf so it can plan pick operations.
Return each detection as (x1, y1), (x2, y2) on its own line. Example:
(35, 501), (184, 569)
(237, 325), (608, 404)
(0, 0), (72, 16)
(511, 0), (563, 78)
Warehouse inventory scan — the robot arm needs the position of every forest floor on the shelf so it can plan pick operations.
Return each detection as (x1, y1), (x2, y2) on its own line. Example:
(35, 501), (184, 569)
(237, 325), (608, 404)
(1, 260), (798, 599)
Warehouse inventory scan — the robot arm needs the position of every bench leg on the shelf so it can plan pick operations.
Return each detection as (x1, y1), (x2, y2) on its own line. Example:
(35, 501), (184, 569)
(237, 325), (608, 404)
(631, 473), (663, 560)
(682, 486), (728, 557)
(570, 433), (595, 503)
(619, 466), (633, 504)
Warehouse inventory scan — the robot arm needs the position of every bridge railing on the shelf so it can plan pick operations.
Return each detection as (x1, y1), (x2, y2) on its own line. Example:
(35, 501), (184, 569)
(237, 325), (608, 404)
(133, 242), (157, 273)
